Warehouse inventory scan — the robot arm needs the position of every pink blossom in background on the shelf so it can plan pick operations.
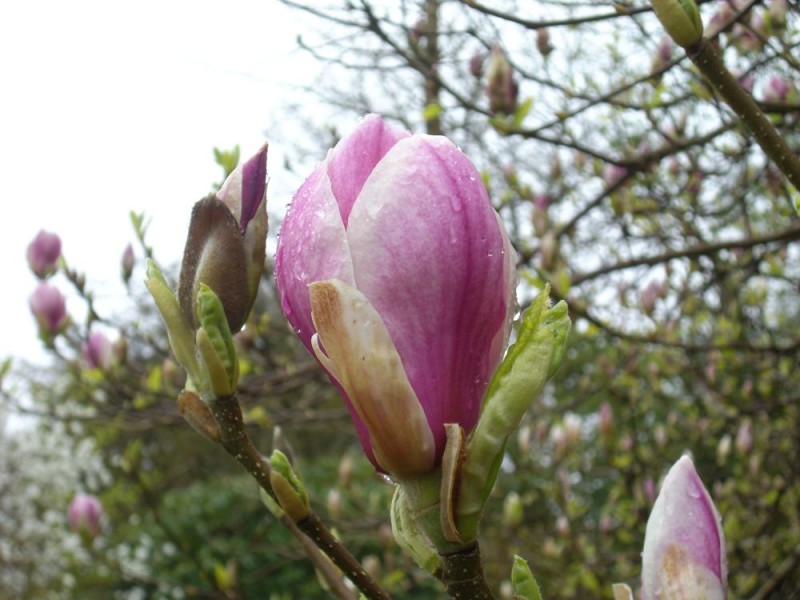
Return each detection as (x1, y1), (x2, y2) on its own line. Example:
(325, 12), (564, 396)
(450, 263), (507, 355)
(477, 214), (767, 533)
(641, 456), (727, 600)
(26, 230), (62, 279)
(68, 493), (103, 538)
(29, 283), (67, 336)
(82, 330), (114, 371)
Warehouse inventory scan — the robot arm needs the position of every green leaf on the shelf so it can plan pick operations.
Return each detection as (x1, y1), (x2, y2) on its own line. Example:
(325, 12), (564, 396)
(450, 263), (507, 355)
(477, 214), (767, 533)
(456, 285), (571, 541)
(511, 556), (543, 600)
(512, 98), (533, 128)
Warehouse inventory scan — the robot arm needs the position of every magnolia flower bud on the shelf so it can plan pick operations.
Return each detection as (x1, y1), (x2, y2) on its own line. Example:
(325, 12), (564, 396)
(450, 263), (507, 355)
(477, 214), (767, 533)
(641, 456), (727, 600)
(121, 243), (135, 284)
(735, 418), (753, 455)
(82, 330), (114, 371)
(276, 115), (516, 478)
(68, 493), (103, 538)
(486, 47), (518, 115)
(29, 283), (68, 338)
(598, 402), (614, 438)
(469, 50), (484, 79)
(26, 230), (62, 279)
(763, 75), (794, 103)
(536, 28), (553, 57)
(179, 145), (268, 333)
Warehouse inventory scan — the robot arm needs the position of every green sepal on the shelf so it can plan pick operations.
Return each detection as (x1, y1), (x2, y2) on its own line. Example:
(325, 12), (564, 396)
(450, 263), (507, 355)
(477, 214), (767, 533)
(259, 485), (284, 519)
(511, 555), (543, 600)
(195, 284), (239, 397)
(650, 0), (703, 48)
(611, 583), (634, 600)
(269, 450), (309, 521)
(457, 285), (570, 541)
(144, 259), (202, 385)
(389, 485), (441, 574)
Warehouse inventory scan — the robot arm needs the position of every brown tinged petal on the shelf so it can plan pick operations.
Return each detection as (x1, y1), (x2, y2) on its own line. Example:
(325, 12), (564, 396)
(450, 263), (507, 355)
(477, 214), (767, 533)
(178, 196), (249, 332)
(309, 279), (436, 478)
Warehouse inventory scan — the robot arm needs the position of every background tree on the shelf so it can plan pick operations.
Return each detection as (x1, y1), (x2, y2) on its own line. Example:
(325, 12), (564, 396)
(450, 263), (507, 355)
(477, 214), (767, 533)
(2, 0), (799, 598)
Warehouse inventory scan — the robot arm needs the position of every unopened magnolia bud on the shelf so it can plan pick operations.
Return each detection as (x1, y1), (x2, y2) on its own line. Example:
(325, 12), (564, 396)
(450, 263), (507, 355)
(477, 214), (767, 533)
(68, 493), (103, 539)
(536, 28), (553, 57)
(82, 330), (114, 371)
(641, 456), (727, 599)
(644, 477), (657, 505)
(770, 0), (788, 29)
(469, 50), (484, 79)
(121, 243), (135, 284)
(598, 402), (614, 438)
(29, 283), (68, 339)
(735, 418), (753, 455)
(26, 230), (62, 279)
(486, 47), (518, 115)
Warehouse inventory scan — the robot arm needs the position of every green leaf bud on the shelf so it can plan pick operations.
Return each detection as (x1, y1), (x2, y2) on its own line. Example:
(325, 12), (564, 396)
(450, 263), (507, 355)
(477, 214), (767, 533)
(651, 0), (703, 48)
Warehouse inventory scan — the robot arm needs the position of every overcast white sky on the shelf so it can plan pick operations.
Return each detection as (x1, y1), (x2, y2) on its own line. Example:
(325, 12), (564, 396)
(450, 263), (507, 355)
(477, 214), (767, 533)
(1, 0), (317, 366)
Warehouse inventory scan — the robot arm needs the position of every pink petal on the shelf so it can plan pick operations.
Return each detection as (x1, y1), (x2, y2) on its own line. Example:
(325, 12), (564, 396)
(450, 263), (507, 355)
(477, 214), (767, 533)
(642, 455), (726, 599)
(346, 135), (511, 455)
(310, 279), (435, 477)
(325, 114), (410, 227)
(275, 166), (355, 351)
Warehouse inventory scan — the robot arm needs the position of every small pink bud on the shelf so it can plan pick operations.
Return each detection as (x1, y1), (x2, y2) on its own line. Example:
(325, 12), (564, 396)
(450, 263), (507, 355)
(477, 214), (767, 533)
(121, 243), (135, 284)
(604, 164), (628, 187)
(598, 402), (614, 438)
(769, 0), (788, 28)
(469, 50), (484, 79)
(763, 75), (793, 103)
(29, 283), (68, 337)
(643, 477), (657, 505)
(26, 230), (62, 279)
(735, 418), (753, 455)
(536, 28), (553, 57)
(82, 330), (114, 371)
(640, 280), (662, 315)
(68, 493), (103, 538)
(641, 456), (727, 600)
(652, 36), (673, 71)
(486, 47), (518, 115)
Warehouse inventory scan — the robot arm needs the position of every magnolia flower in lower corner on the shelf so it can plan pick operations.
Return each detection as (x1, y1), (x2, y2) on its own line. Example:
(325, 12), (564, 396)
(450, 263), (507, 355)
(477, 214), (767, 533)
(68, 493), (103, 538)
(641, 455), (727, 600)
